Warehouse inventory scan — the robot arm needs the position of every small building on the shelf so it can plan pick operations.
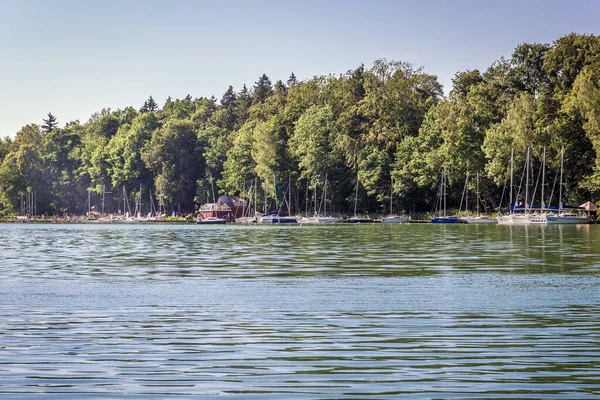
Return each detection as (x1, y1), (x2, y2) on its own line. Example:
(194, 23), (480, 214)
(198, 195), (249, 220)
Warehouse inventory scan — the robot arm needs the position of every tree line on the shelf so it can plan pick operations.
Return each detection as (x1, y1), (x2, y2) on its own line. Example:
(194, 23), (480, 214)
(1, 33), (599, 217)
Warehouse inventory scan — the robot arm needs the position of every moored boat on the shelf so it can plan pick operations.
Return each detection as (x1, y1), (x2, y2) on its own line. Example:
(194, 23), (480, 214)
(196, 216), (227, 225)
(546, 213), (589, 224)
(381, 176), (408, 223)
(431, 216), (461, 224)
(317, 216), (343, 223)
(544, 148), (589, 225)
(462, 216), (497, 224)
(346, 216), (373, 223)
(462, 173), (497, 224)
(381, 216), (408, 223)
(431, 167), (460, 224)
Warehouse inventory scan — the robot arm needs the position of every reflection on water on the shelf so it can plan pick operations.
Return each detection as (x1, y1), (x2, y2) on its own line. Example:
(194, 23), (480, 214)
(1, 223), (600, 398)
(2, 224), (600, 279)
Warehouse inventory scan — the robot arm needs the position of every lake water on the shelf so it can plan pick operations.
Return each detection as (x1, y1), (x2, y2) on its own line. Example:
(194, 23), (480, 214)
(1, 223), (599, 398)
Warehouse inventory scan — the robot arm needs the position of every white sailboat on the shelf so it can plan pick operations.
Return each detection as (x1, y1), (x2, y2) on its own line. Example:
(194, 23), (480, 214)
(298, 178), (320, 224)
(347, 172), (372, 223)
(382, 176), (408, 223)
(317, 174), (342, 223)
(546, 148), (589, 224)
(497, 148), (537, 225)
(463, 172), (497, 224)
(431, 167), (460, 224)
(257, 178), (298, 224)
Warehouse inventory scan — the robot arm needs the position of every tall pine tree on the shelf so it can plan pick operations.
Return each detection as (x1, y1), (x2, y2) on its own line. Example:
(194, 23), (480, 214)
(287, 72), (298, 87)
(140, 96), (159, 113)
(252, 74), (273, 105)
(41, 113), (58, 134)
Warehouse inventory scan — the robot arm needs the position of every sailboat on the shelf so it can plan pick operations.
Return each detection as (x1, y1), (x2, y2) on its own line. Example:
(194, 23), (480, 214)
(431, 167), (460, 224)
(347, 172), (372, 223)
(236, 179), (259, 223)
(257, 178), (298, 224)
(317, 174), (342, 223)
(546, 148), (589, 224)
(381, 176), (408, 223)
(497, 148), (536, 225)
(85, 189), (97, 221)
(463, 172), (497, 224)
(298, 178), (320, 224)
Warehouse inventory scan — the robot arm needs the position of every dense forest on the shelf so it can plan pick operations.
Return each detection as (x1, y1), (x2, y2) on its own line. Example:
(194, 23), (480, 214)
(1, 33), (599, 217)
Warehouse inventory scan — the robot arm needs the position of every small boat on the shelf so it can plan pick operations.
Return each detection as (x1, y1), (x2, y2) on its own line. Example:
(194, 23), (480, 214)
(236, 216), (257, 223)
(546, 213), (589, 224)
(431, 167), (460, 224)
(346, 216), (373, 224)
(461, 173), (497, 224)
(462, 216), (497, 224)
(317, 174), (342, 223)
(317, 216), (343, 223)
(381, 176), (408, 223)
(271, 216), (298, 224)
(431, 216), (461, 224)
(346, 172), (374, 223)
(257, 209), (298, 224)
(382, 216), (408, 223)
(545, 148), (589, 225)
(196, 216), (227, 225)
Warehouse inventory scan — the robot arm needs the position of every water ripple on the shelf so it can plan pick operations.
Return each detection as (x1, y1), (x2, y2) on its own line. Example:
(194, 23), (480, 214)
(1, 223), (600, 397)
(1, 223), (600, 280)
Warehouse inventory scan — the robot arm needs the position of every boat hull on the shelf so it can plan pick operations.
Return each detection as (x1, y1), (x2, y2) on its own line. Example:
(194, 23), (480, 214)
(431, 217), (461, 224)
(528, 214), (547, 224)
(381, 216), (408, 223)
(463, 217), (497, 224)
(546, 214), (589, 224)
(317, 217), (343, 224)
(346, 218), (373, 224)
(258, 217), (298, 224)
(196, 217), (227, 225)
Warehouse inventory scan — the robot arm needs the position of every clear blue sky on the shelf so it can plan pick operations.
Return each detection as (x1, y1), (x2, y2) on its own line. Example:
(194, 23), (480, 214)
(1, 0), (598, 137)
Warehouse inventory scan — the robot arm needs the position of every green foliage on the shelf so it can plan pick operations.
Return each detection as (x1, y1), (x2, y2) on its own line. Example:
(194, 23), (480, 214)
(107, 112), (159, 191)
(0, 125), (48, 213)
(142, 119), (201, 210)
(2, 33), (600, 216)
(289, 105), (338, 182)
(220, 121), (256, 194)
(252, 118), (280, 182)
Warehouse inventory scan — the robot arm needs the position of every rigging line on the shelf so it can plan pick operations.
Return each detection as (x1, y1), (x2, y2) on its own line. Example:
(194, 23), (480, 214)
(514, 158), (527, 206)
(529, 157), (543, 211)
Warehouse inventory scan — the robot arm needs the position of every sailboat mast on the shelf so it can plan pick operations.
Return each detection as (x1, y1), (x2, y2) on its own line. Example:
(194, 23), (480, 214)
(476, 172), (480, 216)
(305, 180), (309, 216)
(324, 173), (328, 216)
(390, 176), (393, 217)
(525, 148), (530, 213)
(510, 148), (514, 212)
(443, 167), (447, 218)
(139, 183), (143, 216)
(210, 175), (216, 204)
(541, 147), (546, 212)
(559, 147), (564, 210)
(314, 177), (318, 215)
(354, 172), (359, 218)
(465, 172), (469, 214)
